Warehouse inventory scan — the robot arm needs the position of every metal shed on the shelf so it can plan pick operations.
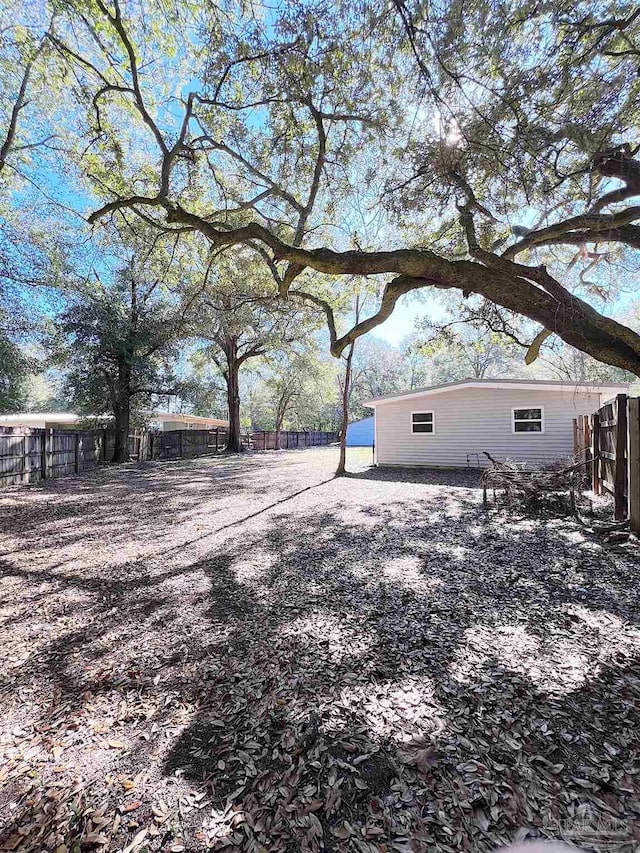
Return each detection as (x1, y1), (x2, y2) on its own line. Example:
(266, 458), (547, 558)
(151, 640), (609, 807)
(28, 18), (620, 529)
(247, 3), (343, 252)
(345, 416), (375, 447)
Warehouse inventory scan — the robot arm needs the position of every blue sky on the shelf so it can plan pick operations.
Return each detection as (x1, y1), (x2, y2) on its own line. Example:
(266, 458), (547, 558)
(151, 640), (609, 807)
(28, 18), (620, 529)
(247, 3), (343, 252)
(375, 294), (445, 345)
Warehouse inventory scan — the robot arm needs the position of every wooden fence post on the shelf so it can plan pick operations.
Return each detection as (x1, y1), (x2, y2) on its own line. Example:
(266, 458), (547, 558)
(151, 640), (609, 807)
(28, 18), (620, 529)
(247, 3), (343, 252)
(592, 412), (601, 495)
(215, 428), (219, 453)
(23, 434), (29, 484)
(614, 394), (628, 521)
(73, 432), (84, 472)
(178, 429), (184, 458)
(583, 415), (592, 487)
(47, 429), (53, 479)
(40, 430), (47, 481)
(628, 397), (640, 534)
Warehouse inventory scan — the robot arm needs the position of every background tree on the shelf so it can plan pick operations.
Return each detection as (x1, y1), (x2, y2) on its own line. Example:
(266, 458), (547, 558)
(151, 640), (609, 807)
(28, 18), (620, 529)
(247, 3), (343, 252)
(0, 331), (31, 411)
(414, 319), (522, 383)
(400, 334), (431, 391)
(249, 337), (341, 432)
(347, 336), (410, 419)
(50, 269), (186, 460)
(413, 295), (639, 386)
(251, 346), (332, 445)
(192, 251), (310, 452)
(48, 219), (203, 460)
(538, 340), (636, 385)
(176, 366), (227, 419)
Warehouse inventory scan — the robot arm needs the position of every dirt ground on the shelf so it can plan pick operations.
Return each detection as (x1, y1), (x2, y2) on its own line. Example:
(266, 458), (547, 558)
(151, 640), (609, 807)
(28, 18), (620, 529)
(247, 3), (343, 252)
(1, 447), (639, 853)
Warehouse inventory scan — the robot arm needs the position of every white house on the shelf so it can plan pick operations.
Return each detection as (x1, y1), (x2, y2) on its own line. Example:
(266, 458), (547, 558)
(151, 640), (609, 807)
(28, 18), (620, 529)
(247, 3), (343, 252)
(147, 412), (228, 432)
(364, 378), (630, 469)
(0, 411), (228, 432)
(0, 412), (87, 429)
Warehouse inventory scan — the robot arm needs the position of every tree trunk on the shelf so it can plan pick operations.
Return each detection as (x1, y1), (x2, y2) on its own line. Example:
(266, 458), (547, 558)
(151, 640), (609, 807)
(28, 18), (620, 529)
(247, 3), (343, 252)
(112, 362), (131, 463)
(336, 341), (355, 476)
(274, 394), (288, 450)
(224, 336), (243, 453)
(336, 295), (359, 476)
(112, 400), (130, 463)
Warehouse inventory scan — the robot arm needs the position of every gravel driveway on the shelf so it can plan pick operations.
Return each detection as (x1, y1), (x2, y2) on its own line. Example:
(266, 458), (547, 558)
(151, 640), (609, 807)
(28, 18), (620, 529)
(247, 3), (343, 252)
(1, 447), (639, 852)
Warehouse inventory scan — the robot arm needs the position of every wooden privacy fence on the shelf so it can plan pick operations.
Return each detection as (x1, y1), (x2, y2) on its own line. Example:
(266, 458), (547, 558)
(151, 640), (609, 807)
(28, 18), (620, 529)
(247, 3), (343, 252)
(146, 428), (246, 460)
(0, 426), (244, 486)
(251, 430), (338, 450)
(0, 427), (104, 487)
(574, 393), (640, 532)
(0, 426), (338, 487)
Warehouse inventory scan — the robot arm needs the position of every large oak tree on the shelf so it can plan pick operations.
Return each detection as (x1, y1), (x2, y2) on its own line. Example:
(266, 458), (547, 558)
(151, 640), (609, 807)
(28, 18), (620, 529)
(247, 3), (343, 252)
(39, 0), (640, 375)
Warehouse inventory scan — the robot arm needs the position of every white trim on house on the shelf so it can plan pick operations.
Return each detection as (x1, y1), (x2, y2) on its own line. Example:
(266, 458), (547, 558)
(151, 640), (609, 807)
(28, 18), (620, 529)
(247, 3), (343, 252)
(363, 378), (630, 408)
(410, 410), (435, 435)
(374, 409), (379, 465)
(511, 405), (545, 434)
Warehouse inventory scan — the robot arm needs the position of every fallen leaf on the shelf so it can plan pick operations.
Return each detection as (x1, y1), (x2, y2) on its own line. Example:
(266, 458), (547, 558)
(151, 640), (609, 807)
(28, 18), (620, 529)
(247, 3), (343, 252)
(122, 827), (148, 853)
(82, 832), (109, 847)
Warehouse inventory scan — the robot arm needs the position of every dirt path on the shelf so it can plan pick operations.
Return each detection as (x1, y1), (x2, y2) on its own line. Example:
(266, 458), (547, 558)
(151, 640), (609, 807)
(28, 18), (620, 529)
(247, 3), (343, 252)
(1, 448), (639, 852)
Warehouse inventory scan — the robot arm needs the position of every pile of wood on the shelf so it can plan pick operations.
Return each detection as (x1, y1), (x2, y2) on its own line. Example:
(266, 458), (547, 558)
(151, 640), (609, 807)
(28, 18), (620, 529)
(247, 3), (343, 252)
(481, 452), (588, 515)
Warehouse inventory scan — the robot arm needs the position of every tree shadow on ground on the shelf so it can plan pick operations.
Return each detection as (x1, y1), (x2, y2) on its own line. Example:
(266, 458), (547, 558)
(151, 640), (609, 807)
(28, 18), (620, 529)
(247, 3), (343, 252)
(1, 456), (639, 852)
(0, 450), (338, 561)
(345, 465), (484, 488)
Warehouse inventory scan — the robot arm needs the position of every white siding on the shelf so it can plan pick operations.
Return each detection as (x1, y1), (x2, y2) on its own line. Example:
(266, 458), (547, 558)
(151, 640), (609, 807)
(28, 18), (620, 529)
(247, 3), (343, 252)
(160, 419), (223, 432)
(374, 387), (601, 468)
(161, 421), (183, 432)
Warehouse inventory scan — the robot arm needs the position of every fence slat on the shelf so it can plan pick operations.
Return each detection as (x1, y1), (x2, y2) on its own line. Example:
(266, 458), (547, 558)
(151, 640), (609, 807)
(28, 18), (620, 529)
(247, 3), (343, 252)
(628, 397), (640, 534)
(592, 412), (601, 495)
(614, 394), (628, 520)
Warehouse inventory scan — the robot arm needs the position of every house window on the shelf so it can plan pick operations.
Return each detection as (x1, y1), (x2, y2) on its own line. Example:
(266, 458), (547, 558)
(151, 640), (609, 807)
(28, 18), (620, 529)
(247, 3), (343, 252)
(411, 411), (434, 434)
(512, 407), (544, 433)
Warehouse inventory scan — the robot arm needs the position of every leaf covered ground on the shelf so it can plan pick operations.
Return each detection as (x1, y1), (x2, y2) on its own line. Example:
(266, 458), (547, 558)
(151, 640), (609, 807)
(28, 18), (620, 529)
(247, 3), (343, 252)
(0, 447), (639, 853)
